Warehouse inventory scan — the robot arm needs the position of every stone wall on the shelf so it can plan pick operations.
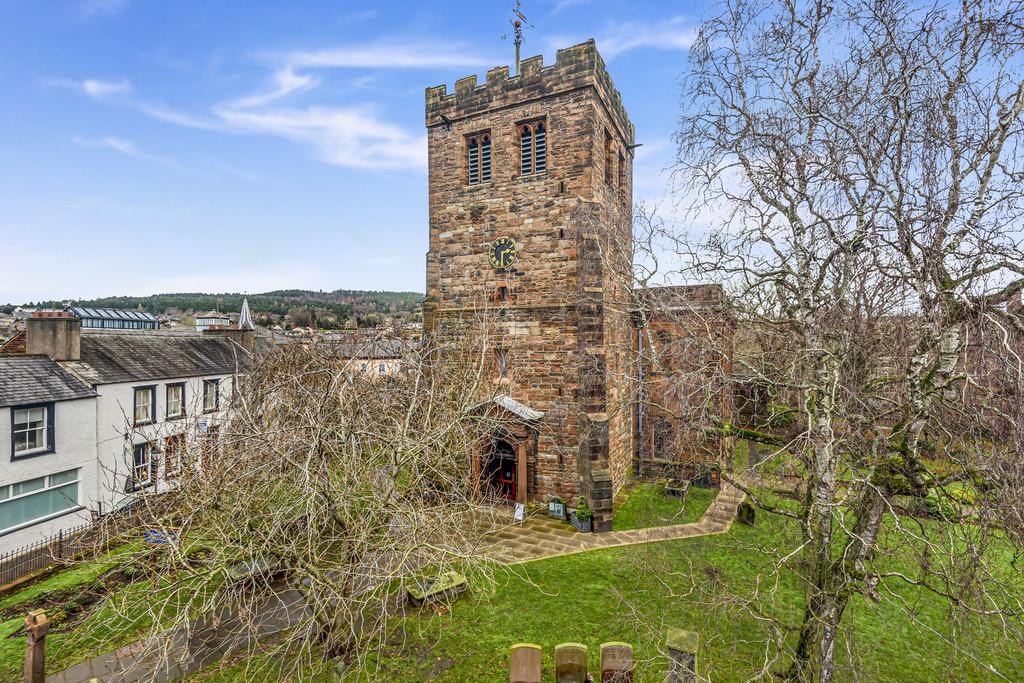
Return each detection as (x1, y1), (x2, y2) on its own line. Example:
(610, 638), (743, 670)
(636, 285), (735, 475)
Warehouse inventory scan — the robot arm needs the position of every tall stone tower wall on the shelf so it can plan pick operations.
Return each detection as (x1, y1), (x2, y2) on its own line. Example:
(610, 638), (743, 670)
(424, 40), (634, 528)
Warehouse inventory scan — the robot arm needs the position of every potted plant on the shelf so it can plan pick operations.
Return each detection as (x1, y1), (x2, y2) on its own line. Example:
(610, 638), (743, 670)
(570, 496), (593, 533)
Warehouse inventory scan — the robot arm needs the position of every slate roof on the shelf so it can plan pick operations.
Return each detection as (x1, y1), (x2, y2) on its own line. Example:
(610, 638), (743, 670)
(0, 355), (97, 408)
(63, 331), (250, 385)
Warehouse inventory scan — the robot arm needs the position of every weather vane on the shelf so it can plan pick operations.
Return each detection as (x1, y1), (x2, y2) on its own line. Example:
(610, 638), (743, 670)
(503, 1), (533, 75)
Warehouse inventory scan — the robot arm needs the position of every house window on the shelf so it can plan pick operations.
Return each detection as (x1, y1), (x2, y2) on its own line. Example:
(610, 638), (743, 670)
(519, 120), (547, 176)
(467, 132), (491, 185)
(0, 469), (79, 533)
(203, 379), (219, 413)
(166, 383), (185, 420)
(133, 386), (155, 425)
(131, 442), (154, 489)
(604, 130), (614, 186)
(378, 363), (386, 375)
(201, 425), (219, 469)
(499, 286), (508, 303)
(164, 433), (186, 478)
(11, 403), (54, 458)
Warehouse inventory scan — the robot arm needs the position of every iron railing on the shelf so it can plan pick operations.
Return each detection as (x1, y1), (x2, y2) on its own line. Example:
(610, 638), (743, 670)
(0, 522), (96, 587)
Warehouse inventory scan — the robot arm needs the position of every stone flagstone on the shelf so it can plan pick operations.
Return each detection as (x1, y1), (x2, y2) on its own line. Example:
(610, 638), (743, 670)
(481, 483), (747, 565)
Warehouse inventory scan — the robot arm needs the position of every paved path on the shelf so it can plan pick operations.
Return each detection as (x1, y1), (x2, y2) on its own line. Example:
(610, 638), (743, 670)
(480, 483), (747, 564)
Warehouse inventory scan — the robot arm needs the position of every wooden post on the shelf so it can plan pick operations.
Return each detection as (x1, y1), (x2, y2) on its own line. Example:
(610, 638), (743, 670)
(666, 628), (698, 683)
(23, 610), (48, 683)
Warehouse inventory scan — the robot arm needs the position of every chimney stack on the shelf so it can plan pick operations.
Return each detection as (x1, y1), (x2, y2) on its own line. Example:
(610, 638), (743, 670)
(26, 311), (81, 361)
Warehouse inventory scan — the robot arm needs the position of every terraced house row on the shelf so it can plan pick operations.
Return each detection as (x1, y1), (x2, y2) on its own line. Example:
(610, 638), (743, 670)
(0, 310), (252, 553)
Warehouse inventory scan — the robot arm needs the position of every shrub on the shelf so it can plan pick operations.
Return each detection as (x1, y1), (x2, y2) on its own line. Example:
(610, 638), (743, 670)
(574, 496), (593, 523)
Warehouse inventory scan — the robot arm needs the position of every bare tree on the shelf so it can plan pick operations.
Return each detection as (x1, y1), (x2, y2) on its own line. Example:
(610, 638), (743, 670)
(58, 322), (520, 680)
(657, 0), (1024, 680)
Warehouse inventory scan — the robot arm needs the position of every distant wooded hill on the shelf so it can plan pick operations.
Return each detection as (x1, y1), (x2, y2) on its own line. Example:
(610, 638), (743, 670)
(10, 290), (424, 329)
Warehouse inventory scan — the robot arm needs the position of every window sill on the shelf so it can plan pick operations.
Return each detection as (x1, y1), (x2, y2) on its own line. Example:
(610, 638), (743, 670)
(10, 447), (56, 462)
(134, 420), (156, 427)
(165, 414), (186, 422)
(202, 408), (219, 415)
(0, 506), (86, 538)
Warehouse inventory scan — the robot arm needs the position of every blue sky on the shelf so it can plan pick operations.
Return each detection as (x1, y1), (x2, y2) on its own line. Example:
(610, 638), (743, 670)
(0, 0), (703, 303)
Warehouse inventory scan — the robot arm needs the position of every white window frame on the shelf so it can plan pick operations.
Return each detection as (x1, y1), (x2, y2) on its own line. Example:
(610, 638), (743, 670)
(12, 404), (50, 457)
(202, 379), (220, 413)
(133, 386), (155, 425)
(0, 468), (80, 533)
(166, 383), (185, 420)
(133, 442), (153, 488)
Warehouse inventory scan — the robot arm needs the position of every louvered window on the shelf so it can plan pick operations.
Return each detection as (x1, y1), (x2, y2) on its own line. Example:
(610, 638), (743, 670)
(535, 122), (547, 173)
(520, 125), (532, 175)
(467, 132), (491, 185)
(519, 119), (547, 176)
(480, 135), (491, 182)
(468, 138), (479, 184)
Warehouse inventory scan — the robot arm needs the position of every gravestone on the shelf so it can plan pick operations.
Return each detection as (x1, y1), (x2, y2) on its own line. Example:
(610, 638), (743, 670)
(554, 642), (588, 682)
(666, 628), (698, 683)
(737, 500), (756, 526)
(600, 641), (633, 682)
(509, 643), (542, 683)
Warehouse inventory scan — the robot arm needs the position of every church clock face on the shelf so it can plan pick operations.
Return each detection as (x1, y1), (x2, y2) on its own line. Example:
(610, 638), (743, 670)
(489, 236), (518, 269)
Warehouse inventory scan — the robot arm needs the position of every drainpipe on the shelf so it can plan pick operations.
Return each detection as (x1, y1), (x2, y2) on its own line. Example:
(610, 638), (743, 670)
(635, 320), (645, 478)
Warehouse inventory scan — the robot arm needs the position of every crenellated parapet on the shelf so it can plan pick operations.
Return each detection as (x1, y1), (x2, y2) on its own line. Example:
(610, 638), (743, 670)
(425, 39), (634, 144)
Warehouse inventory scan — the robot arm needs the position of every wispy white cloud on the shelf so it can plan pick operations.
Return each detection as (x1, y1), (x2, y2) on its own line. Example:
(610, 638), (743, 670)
(547, 16), (697, 59)
(46, 77), (132, 98)
(216, 106), (425, 170)
(226, 68), (319, 109)
(61, 41), (488, 171)
(72, 135), (190, 171)
(80, 0), (128, 18)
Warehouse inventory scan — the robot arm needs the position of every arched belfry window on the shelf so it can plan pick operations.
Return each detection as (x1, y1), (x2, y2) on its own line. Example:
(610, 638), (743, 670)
(519, 119), (547, 176)
(467, 132), (491, 185)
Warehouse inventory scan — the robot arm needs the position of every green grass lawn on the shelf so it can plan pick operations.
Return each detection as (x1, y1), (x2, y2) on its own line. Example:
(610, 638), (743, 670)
(0, 542), (138, 612)
(339, 507), (1024, 682)
(613, 483), (716, 531)
(0, 543), (222, 682)
(9, 497), (1021, 683)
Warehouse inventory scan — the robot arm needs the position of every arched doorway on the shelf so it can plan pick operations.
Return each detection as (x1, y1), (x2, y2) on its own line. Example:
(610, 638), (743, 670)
(483, 439), (518, 502)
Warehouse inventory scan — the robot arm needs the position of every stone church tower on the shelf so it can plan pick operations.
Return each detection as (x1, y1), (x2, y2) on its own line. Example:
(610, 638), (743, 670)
(423, 40), (634, 530)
